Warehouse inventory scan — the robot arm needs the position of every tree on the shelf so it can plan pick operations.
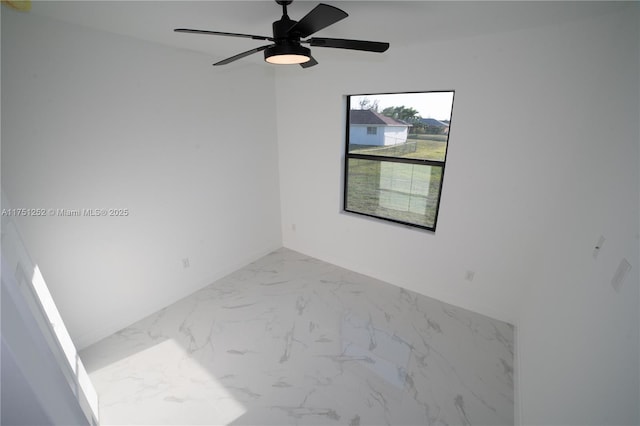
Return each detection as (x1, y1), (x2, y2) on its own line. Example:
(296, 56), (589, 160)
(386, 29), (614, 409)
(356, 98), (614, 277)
(381, 105), (420, 123)
(358, 97), (379, 112)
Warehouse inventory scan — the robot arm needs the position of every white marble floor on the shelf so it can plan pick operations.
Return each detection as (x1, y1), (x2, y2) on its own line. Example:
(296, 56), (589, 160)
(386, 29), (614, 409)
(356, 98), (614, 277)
(80, 248), (514, 425)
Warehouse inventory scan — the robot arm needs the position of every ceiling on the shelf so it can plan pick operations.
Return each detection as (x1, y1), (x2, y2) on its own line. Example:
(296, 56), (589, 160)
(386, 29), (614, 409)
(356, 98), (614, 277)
(24, 1), (621, 66)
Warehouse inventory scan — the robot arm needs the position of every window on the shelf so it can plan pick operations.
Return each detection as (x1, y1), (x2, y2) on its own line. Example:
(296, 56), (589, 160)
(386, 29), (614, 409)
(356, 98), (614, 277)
(344, 91), (455, 231)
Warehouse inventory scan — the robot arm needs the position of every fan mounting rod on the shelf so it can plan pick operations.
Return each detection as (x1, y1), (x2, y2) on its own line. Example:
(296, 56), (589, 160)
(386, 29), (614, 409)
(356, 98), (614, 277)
(276, 0), (293, 17)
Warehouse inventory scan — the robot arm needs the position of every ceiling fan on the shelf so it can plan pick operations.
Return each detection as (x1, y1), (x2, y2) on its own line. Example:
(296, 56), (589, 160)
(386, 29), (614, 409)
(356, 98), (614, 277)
(174, 0), (390, 68)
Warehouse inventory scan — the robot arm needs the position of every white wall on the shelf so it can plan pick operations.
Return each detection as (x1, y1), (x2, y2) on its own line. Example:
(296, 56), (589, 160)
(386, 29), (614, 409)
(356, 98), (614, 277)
(349, 125), (383, 146)
(383, 126), (409, 146)
(1, 9), (283, 349)
(349, 125), (408, 146)
(275, 3), (639, 425)
(515, 6), (640, 425)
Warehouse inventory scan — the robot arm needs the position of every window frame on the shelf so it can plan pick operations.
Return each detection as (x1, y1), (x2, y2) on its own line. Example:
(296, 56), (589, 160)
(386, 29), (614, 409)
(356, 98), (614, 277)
(343, 90), (455, 232)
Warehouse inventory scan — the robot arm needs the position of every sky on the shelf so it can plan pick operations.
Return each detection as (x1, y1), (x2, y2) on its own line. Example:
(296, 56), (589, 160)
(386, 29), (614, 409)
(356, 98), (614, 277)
(350, 91), (454, 121)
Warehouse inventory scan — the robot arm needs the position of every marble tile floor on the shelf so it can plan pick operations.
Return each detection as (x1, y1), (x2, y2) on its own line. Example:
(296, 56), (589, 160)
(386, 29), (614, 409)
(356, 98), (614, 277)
(80, 248), (514, 425)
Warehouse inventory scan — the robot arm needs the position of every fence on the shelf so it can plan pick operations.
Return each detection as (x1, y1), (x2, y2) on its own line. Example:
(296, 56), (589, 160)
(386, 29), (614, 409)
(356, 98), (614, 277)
(351, 140), (418, 156)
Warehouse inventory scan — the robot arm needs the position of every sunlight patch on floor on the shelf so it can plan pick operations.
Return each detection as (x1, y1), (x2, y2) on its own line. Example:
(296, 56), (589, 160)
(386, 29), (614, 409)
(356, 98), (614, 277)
(89, 338), (247, 425)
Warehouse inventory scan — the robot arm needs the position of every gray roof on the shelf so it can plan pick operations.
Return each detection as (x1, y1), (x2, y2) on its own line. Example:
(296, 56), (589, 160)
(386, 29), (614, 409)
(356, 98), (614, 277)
(420, 118), (449, 127)
(350, 109), (412, 127)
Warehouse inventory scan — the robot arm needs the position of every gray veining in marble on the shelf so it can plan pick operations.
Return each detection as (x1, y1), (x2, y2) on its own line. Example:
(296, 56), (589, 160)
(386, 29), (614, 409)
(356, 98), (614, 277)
(80, 248), (514, 425)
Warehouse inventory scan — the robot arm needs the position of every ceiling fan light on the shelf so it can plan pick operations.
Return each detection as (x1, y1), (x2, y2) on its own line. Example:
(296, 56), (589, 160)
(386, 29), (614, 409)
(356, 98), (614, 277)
(266, 54), (310, 65)
(264, 44), (311, 65)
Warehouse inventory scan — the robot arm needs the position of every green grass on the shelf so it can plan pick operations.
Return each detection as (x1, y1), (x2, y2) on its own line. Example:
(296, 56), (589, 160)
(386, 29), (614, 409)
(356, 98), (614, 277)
(405, 138), (447, 161)
(345, 159), (442, 228)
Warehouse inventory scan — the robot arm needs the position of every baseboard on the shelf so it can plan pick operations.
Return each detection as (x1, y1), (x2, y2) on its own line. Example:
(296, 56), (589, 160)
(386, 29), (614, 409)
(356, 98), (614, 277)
(514, 320), (523, 426)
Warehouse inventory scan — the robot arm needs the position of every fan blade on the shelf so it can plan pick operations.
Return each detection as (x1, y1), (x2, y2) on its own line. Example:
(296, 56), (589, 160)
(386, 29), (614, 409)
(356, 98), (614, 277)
(213, 44), (272, 66)
(300, 56), (318, 69)
(175, 28), (273, 41)
(287, 4), (348, 38)
(307, 37), (389, 53)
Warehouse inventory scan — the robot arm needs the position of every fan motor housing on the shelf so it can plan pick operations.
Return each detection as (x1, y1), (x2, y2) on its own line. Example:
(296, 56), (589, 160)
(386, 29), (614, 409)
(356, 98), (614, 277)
(272, 18), (297, 40)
